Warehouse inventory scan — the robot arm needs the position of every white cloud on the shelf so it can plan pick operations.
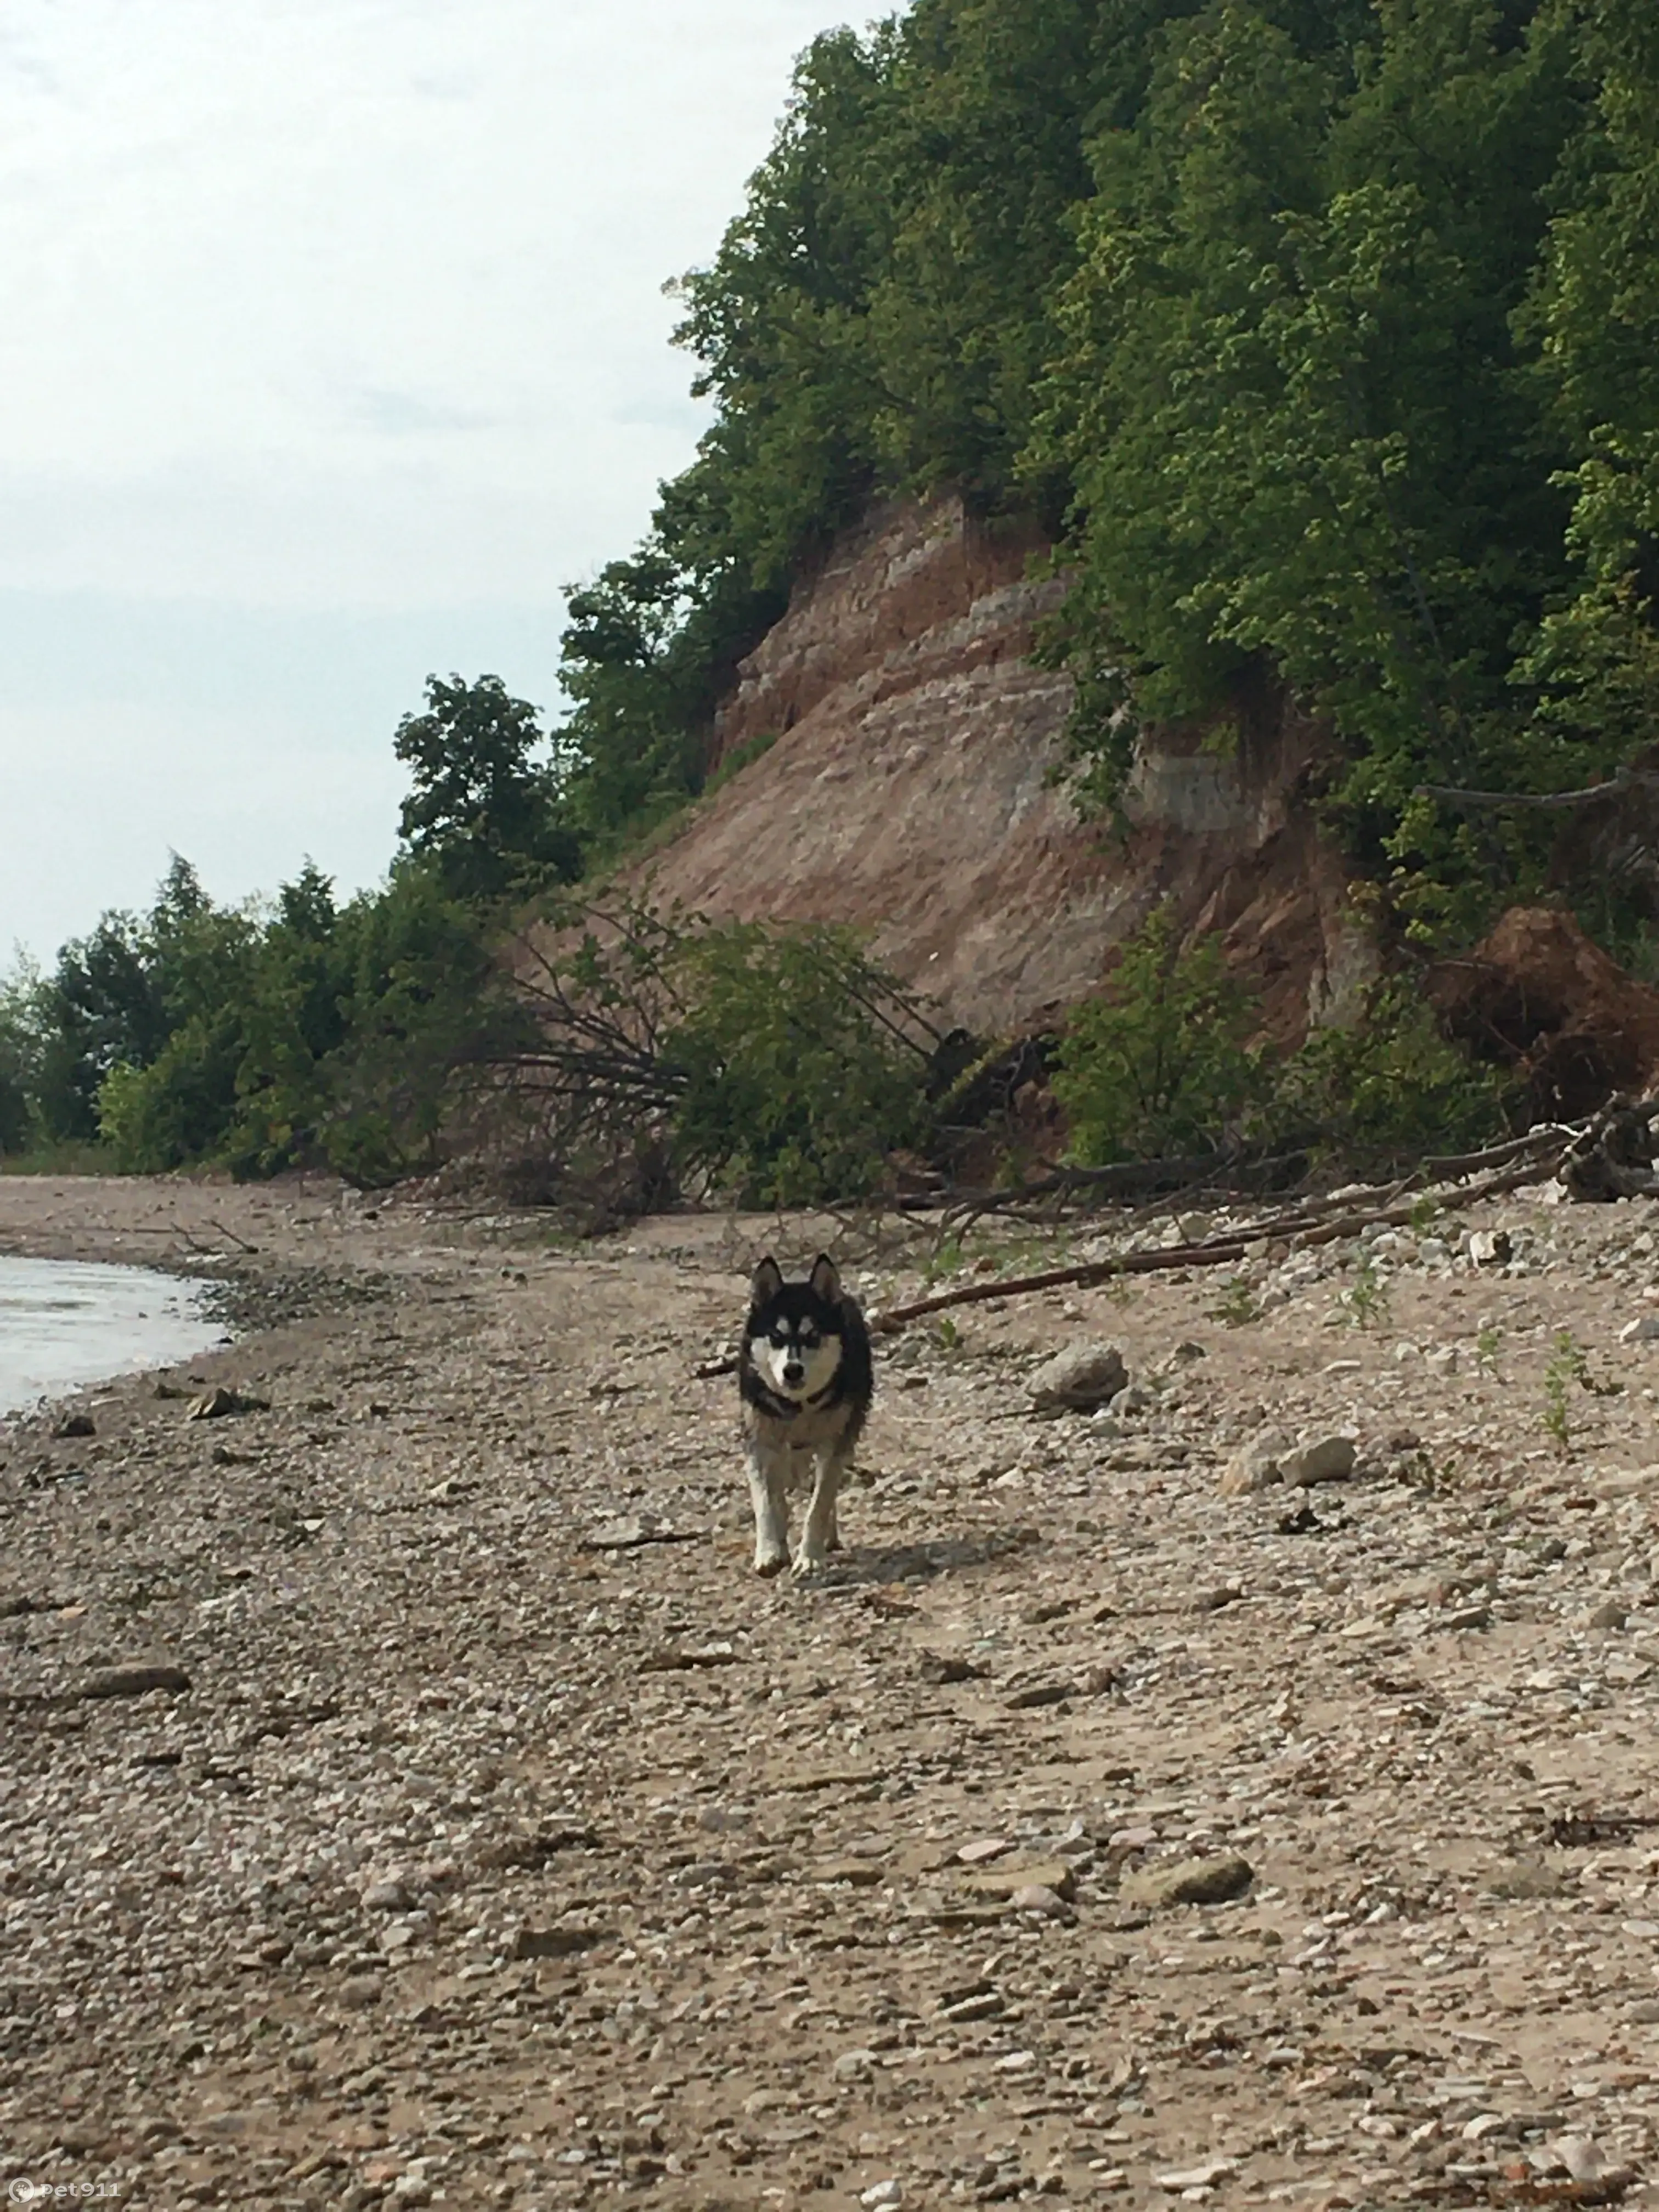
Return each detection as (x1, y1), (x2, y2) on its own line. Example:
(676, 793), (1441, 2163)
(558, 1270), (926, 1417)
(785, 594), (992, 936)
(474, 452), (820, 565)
(0, 0), (850, 952)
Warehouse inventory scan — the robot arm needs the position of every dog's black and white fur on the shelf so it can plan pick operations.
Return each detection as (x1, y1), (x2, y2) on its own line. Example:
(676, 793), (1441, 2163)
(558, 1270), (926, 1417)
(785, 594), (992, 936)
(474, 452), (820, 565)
(738, 1254), (872, 1576)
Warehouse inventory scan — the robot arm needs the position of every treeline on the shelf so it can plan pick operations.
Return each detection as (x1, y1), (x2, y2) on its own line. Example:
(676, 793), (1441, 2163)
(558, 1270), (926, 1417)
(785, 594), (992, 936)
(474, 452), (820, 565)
(0, 859), (509, 1185)
(0, 677), (554, 1182)
(0, 672), (962, 1197)
(557, 0), (1659, 946)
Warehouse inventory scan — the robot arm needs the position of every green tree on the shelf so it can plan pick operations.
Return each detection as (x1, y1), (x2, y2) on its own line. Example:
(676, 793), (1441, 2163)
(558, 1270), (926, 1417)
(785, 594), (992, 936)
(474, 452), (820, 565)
(36, 911), (168, 1140)
(317, 862), (523, 1187)
(663, 921), (933, 1203)
(31, 857), (244, 1141)
(1036, 1), (1587, 935)
(215, 862), (357, 1176)
(0, 958), (46, 1155)
(87, 860), (261, 1170)
(1516, 0), (1659, 781)
(395, 673), (582, 905)
(554, 553), (784, 858)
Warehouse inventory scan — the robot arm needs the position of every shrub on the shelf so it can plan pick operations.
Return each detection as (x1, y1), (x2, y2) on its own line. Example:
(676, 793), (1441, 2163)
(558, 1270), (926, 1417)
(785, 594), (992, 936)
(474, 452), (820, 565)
(1051, 905), (1511, 1172)
(506, 900), (936, 1210)
(1274, 982), (1513, 1167)
(1052, 906), (1263, 1164)
(664, 921), (932, 1204)
(95, 1014), (245, 1172)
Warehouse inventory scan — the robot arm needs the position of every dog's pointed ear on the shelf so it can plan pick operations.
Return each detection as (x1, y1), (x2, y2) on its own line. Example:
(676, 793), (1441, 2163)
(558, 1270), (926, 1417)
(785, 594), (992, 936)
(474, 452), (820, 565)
(751, 1256), (785, 1306)
(808, 1254), (842, 1305)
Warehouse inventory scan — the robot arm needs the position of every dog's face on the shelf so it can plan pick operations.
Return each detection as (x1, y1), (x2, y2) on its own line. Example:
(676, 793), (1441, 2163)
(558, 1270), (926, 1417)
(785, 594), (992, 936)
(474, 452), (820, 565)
(746, 1255), (847, 1404)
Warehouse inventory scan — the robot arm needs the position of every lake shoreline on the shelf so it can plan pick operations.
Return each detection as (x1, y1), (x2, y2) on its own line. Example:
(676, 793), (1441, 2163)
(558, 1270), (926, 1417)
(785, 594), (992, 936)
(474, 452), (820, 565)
(0, 1253), (224, 1419)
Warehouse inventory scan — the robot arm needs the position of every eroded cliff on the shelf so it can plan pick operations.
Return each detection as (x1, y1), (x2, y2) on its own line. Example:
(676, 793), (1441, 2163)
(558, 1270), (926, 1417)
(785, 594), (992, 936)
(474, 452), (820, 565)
(637, 497), (1374, 1040)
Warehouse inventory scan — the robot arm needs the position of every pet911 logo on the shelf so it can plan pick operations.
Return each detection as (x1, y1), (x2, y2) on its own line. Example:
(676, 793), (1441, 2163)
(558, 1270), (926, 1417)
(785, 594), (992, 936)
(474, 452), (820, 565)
(8, 2183), (123, 2204)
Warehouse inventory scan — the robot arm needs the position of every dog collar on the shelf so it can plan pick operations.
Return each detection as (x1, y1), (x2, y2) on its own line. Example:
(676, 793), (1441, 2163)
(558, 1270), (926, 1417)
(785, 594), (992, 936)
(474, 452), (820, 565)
(754, 1379), (836, 1420)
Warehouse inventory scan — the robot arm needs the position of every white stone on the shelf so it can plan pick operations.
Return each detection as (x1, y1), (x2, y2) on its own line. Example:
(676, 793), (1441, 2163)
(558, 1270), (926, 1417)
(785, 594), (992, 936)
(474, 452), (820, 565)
(1220, 1430), (1288, 1496)
(1155, 2161), (1238, 2192)
(360, 1876), (412, 1911)
(1029, 1343), (1127, 1411)
(836, 2049), (879, 2080)
(1552, 2136), (1604, 2183)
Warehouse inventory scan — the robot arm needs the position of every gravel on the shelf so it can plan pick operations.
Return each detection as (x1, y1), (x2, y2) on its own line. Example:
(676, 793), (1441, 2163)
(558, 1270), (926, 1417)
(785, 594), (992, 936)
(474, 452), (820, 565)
(4, 1173), (1659, 2209)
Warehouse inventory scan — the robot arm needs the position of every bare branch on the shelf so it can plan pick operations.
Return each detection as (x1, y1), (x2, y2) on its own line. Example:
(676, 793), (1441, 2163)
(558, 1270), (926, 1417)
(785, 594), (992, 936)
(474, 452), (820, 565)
(1415, 768), (1659, 811)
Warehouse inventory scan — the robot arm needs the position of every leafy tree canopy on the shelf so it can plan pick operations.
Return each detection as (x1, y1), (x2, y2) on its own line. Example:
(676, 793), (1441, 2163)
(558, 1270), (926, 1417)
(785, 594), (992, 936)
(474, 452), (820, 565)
(394, 673), (583, 904)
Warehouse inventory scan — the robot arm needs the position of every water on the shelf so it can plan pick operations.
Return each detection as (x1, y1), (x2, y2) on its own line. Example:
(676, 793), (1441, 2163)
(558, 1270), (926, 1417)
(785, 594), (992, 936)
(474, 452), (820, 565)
(0, 1256), (225, 1416)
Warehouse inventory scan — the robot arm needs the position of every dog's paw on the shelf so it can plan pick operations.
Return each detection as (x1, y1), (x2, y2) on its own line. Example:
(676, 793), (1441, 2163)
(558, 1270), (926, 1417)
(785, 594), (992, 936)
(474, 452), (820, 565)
(754, 1550), (789, 1578)
(792, 1548), (829, 1578)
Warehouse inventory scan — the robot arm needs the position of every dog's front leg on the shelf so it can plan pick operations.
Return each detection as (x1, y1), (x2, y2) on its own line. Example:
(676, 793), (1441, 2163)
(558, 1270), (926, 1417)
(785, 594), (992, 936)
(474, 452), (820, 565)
(748, 1438), (791, 1576)
(795, 1447), (847, 1575)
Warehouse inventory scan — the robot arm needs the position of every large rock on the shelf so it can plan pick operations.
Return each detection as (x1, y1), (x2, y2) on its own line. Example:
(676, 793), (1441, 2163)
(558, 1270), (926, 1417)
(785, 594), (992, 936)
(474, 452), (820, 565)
(1280, 1434), (1357, 1487)
(958, 1858), (1077, 1903)
(1220, 1429), (1355, 1494)
(1028, 1344), (1127, 1413)
(1219, 1430), (1289, 1496)
(1120, 1854), (1254, 1909)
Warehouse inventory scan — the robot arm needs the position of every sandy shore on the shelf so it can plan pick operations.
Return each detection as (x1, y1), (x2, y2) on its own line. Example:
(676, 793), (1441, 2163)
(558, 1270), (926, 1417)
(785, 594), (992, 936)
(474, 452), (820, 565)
(5, 1172), (1659, 2210)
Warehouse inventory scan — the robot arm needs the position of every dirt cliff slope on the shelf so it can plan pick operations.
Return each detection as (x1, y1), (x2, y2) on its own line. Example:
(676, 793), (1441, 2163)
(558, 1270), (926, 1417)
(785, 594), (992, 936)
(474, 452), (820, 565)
(636, 496), (1373, 1039)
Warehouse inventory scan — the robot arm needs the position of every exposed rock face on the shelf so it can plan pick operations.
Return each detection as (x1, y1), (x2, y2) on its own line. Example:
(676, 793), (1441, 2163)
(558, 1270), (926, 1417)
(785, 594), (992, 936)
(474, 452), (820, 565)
(638, 495), (1372, 1037)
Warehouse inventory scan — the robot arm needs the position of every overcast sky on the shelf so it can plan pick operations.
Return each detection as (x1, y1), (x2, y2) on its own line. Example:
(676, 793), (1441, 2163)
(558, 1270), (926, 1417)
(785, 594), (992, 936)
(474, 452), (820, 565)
(0, 0), (850, 963)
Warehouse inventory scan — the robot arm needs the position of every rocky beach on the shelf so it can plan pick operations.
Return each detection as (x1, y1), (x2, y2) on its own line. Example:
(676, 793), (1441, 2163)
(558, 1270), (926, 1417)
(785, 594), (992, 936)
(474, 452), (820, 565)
(4, 1172), (1659, 2211)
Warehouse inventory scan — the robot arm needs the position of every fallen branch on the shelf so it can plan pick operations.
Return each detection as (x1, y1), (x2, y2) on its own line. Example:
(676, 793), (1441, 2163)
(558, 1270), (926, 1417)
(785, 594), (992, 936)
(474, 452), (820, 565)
(866, 1156), (1548, 1335)
(207, 1216), (261, 1254)
(922, 1125), (1558, 1243)
(691, 1103), (1650, 1375)
(928, 1146), (1312, 1237)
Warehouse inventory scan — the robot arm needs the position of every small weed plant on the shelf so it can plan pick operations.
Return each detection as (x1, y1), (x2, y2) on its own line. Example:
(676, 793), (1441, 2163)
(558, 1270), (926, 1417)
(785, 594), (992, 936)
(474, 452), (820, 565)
(1543, 1328), (1621, 1453)
(1207, 1275), (1262, 1328)
(923, 1233), (965, 1286)
(1404, 1447), (1464, 1494)
(1543, 1332), (1579, 1452)
(1333, 1253), (1390, 1330)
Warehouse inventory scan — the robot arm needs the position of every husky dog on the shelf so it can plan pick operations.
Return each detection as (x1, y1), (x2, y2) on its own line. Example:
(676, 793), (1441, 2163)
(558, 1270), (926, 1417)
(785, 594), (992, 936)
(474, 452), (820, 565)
(739, 1254), (873, 1576)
